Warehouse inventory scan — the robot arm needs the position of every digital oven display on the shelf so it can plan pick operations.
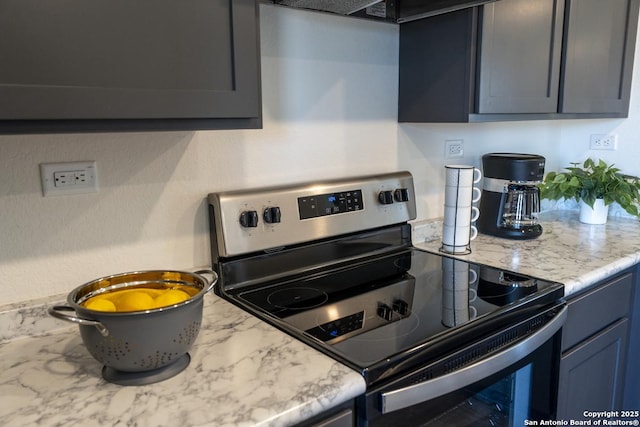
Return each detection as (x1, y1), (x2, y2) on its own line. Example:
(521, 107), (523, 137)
(298, 189), (363, 219)
(305, 311), (365, 342)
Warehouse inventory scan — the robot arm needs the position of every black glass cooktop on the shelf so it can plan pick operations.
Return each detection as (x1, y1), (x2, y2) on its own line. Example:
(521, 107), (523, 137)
(224, 249), (564, 385)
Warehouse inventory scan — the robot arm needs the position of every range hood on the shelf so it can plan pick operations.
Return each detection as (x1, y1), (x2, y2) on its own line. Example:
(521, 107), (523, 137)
(271, 0), (498, 23)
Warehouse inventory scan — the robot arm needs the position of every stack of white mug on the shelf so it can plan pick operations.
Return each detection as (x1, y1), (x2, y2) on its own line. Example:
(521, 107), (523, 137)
(441, 165), (482, 254)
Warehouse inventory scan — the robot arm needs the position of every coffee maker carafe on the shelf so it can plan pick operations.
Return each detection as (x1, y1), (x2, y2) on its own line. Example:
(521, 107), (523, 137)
(477, 153), (545, 239)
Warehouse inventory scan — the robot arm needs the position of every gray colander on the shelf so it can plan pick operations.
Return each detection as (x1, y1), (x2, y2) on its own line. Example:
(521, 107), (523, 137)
(48, 269), (216, 374)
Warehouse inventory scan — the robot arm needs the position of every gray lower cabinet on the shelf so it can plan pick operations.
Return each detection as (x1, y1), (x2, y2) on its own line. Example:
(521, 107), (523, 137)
(398, 0), (640, 122)
(0, 0), (262, 133)
(557, 271), (634, 420)
(297, 402), (355, 427)
(625, 265), (640, 408)
(557, 319), (629, 420)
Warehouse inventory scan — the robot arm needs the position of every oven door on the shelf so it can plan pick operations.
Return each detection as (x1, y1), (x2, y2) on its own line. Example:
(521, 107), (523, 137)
(359, 304), (567, 427)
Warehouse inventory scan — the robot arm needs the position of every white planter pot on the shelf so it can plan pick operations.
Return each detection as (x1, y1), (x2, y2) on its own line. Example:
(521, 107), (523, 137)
(579, 199), (609, 224)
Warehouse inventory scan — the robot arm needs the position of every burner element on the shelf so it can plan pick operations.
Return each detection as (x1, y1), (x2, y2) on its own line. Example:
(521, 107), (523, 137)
(267, 287), (329, 310)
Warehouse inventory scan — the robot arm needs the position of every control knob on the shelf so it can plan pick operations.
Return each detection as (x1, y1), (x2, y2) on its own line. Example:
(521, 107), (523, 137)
(392, 299), (409, 316)
(378, 191), (394, 205)
(394, 188), (410, 202)
(263, 206), (282, 224)
(239, 210), (259, 228)
(377, 303), (393, 321)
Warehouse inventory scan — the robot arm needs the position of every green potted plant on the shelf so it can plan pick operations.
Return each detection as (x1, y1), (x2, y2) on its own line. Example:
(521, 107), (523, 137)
(539, 158), (640, 224)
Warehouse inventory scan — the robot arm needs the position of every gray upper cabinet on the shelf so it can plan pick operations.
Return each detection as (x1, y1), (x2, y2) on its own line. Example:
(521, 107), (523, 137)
(477, 0), (564, 114)
(561, 0), (637, 114)
(0, 0), (262, 133)
(398, 0), (640, 122)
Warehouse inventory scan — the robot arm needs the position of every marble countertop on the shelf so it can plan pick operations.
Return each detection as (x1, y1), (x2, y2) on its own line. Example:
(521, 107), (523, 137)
(3, 209), (640, 427)
(413, 210), (640, 296)
(0, 295), (366, 427)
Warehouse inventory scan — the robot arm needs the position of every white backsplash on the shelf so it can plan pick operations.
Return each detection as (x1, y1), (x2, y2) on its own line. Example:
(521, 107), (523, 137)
(2, 4), (640, 306)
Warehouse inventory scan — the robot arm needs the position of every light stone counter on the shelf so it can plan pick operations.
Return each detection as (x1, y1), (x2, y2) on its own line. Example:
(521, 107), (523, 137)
(413, 209), (640, 296)
(0, 294), (366, 427)
(4, 210), (638, 427)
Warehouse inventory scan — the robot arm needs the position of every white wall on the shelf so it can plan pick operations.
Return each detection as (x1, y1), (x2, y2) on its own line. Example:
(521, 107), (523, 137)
(1, 4), (639, 305)
(399, 114), (640, 219)
(400, 65), (640, 218)
(0, 5), (400, 305)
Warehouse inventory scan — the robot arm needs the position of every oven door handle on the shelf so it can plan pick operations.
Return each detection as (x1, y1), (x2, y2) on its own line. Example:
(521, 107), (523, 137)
(380, 305), (567, 414)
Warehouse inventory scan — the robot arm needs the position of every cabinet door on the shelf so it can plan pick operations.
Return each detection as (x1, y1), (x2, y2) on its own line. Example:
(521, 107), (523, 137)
(477, 0), (565, 113)
(561, 272), (633, 352)
(557, 319), (629, 421)
(624, 267), (640, 408)
(398, 7), (477, 123)
(560, 0), (639, 114)
(0, 0), (261, 132)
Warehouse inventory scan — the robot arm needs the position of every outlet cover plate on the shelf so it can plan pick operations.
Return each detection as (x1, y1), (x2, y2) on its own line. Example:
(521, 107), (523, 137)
(445, 140), (464, 159)
(590, 134), (618, 150)
(40, 161), (99, 196)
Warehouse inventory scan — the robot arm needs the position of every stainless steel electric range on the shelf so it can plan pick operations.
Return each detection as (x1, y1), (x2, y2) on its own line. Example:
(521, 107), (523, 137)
(208, 171), (566, 427)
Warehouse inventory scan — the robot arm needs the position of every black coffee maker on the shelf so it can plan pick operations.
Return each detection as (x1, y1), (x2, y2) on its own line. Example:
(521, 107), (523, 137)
(477, 153), (546, 239)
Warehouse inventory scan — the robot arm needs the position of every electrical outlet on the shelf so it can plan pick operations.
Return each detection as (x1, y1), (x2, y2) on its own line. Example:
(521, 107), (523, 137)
(40, 161), (99, 196)
(590, 134), (618, 150)
(445, 140), (464, 159)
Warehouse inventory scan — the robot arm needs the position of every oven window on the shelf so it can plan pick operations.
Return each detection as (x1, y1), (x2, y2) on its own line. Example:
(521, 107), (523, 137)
(428, 364), (534, 426)
(366, 333), (560, 427)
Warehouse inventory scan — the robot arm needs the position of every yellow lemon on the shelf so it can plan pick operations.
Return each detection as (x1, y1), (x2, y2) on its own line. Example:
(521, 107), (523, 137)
(115, 290), (155, 312)
(179, 286), (199, 297)
(85, 298), (117, 312)
(152, 289), (190, 309)
(136, 287), (164, 299)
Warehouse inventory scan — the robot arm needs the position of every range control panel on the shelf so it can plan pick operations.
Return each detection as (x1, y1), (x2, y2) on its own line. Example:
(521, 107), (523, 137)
(209, 171), (416, 257)
(298, 189), (363, 219)
(292, 276), (415, 344)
